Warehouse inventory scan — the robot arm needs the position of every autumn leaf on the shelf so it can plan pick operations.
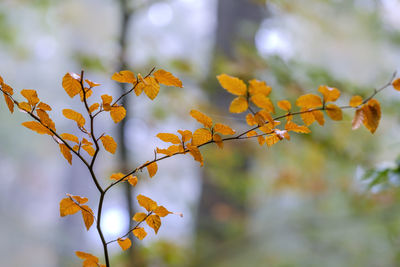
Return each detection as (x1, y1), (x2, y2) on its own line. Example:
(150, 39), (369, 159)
(137, 194), (158, 212)
(1, 83), (13, 95)
(318, 85), (340, 102)
(21, 89), (40, 107)
(127, 176), (138, 186)
(85, 79), (100, 88)
(142, 76), (160, 100)
(110, 106), (126, 123)
(300, 108), (316, 126)
(154, 206), (171, 217)
(277, 100), (291, 111)
(59, 144), (72, 164)
(62, 73), (81, 98)
(246, 113), (257, 126)
(18, 102), (31, 112)
(217, 74), (247, 96)
(154, 69), (183, 87)
(258, 136), (265, 145)
(59, 197), (80, 217)
(214, 123), (235, 135)
(250, 95), (274, 112)
(112, 70), (136, 83)
(101, 94), (113, 111)
(37, 109), (55, 131)
(63, 109), (85, 128)
(349, 95), (363, 107)
(146, 162), (158, 178)
(3, 94), (14, 113)
(37, 102), (52, 111)
(313, 110), (325, 126)
(392, 78), (400, 91)
(352, 108), (364, 130)
(100, 135), (117, 154)
(213, 133), (223, 149)
(156, 133), (181, 144)
(248, 79), (271, 96)
(186, 144), (204, 166)
(266, 134), (280, 147)
(178, 130), (192, 143)
(156, 145), (183, 156)
(89, 103), (100, 113)
(362, 99), (381, 134)
(22, 121), (52, 135)
(229, 96), (248, 113)
(326, 104), (343, 121)
(192, 128), (212, 146)
(67, 194), (88, 204)
(75, 251), (100, 267)
(146, 214), (161, 234)
(295, 94), (322, 108)
(117, 238), (132, 251)
(133, 227), (147, 240)
(190, 110), (213, 128)
(81, 205), (94, 231)
(133, 212), (147, 222)
(285, 121), (311, 133)
(246, 130), (258, 138)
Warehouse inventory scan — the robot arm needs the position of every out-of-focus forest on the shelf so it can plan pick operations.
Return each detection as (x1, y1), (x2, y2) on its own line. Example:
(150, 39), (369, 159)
(1, 0), (400, 266)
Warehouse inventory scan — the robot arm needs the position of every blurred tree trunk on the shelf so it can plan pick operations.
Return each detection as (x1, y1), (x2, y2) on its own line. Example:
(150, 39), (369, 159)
(193, 0), (265, 265)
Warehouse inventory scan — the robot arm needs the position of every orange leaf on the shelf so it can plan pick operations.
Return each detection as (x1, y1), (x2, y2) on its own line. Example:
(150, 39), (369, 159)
(100, 135), (117, 154)
(156, 145), (183, 156)
(156, 133), (181, 144)
(349, 95), (363, 107)
(117, 238), (132, 251)
(313, 110), (325, 126)
(61, 133), (79, 144)
(154, 69), (183, 87)
(190, 110), (213, 128)
(18, 102), (31, 112)
(137, 194), (158, 212)
(178, 130), (192, 143)
(318, 85), (340, 102)
(110, 106), (126, 123)
(127, 176), (138, 186)
(89, 103), (100, 113)
(133, 227), (147, 240)
(295, 94), (322, 108)
(246, 130), (258, 137)
(146, 214), (161, 234)
(212, 133), (223, 149)
(59, 143), (72, 164)
(285, 121), (311, 133)
(37, 109), (55, 131)
(85, 79), (101, 88)
(154, 206), (171, 217)
(266, 134), (280, 147)
(258, 136), (265, 145)
(246, 113), (257, 126)
(112, 70), (136, 83)
(214, 123), (235, 135)
(147, 162), (158, 178)
(81, 205), (94, 231)
(277, 100), (291, 111)
(143, 76), (160, 100)
(192, 128), (212, 146)
(392, 78), (400, 91)
(37, 102), (52, 111)
(186, 144), (204, 166)
(352, 108), (364, 130)
(62, 73), (81, 98)
(1, 83), (13, 95)
(21, 89), (39, 107)
(59, 197), (80, 217)
(326, 104), (343, 121)
(133, 212), (147, 222)
(3, 94), (14, 113)
(217, 74), (247, 96)
(75, 251), (99, 266)
(251, 94), (274, 112)
(229, 96), (248, 113)
(22, 121), (52, 135)
(101, 94), (113, 111)
(362, 99), (381, 134)
(249, 79), (271, 96)
(300, 108), (316, 126)
(82, 143), (95, 156)
(63, 109), (85, 128)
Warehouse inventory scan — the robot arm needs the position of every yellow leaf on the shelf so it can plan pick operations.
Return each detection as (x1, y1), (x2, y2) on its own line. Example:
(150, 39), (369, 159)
(61, 133), (79, 144)
(190, 110), (213, 128)
(156, 145), (183, 156)
(59, 143), (72, 164)
(177, 130), (192, 143)
(313, 110), (325, 126)
(79, 88), (93, 102)
(192, 128), (212, 146)
(63, 109), (85, 128)
(22, 121), (52, 135)
(154, 69), (183, 87)
(186, 144), (204, 166)
(349, 95), (363, 107)
(213, 133), (223, 149)
(146, 162), (158, 178)
(60, 197), (80, 217)
(81, 205), (94, 231)
(101, 94), (113, 111)
(128, 176), (138, 186)
(246, 130), (258, 137)
(75, 251), (99, 266)
(285, 121), (311, 133)
(21, 89), (39, 107)
(362, 99), (381, 134)
(67, 194), (88, 204)
(137, 194), (158, 212)
(146, 214), (161, 234)
(143, 76), (160, 100)
(37, 109), (55, 131)
(100, 135), (117, 154)
(217, 74), (247, 96)
(352, 108), (364, 130)
(266, 134), (280, 147)
(85, 79), (101, 88)
(110, 106), (126, 123)
(246, 113), (257, 126)
(392, 78), (400, 91)
(110, 173), (125, 181)
(255, 110), (273, 126)
(250, 94), (274, 112)
(133, 227), (147, 240)
(82, 144), (95, 156)
(295, 94), (322, 108)
(3, 94), (14, 113)
(154, 206), (171, 217)
(277, 100), (291, 111)
(214, 123), (235, 135)
(249, 79), (271, 96)
(18, 102), (31, 112)
(89, 103), (100, 113)
(318, 85), (340, 102)
(258, 136), (265, 145)
(157, 133), (181, 144)
(133, 212), (148, 222)
(117, 238), (132, 251)
(37, 102), (52, 111)
(326, 104), (342, 121)
(300, 108), (316, 126)
(62, 73), (81, 98)
(229, 96), (248, 113)
(112, 70), (136, 83)
(1, 83), (13, 95)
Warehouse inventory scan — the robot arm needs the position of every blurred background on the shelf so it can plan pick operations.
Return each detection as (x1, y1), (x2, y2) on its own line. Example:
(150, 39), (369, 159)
(1, 0), (400, 266)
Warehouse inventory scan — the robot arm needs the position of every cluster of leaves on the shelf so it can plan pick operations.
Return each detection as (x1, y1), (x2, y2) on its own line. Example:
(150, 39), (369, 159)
(1, 69), (399, 267)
